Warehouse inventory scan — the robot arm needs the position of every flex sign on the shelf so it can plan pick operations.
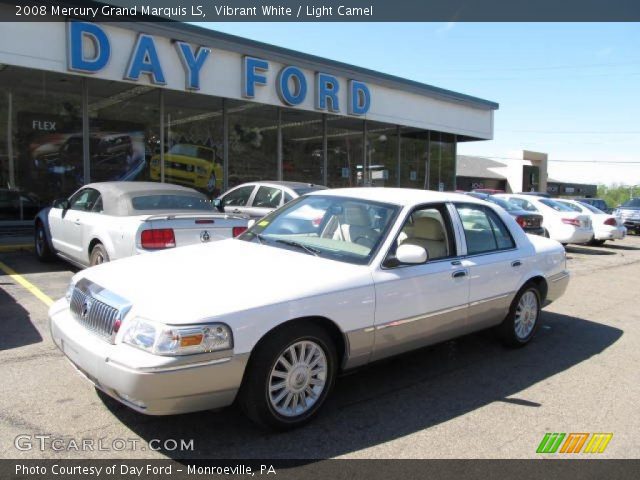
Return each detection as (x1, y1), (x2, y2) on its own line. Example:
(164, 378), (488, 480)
(67, 21), (371, 116)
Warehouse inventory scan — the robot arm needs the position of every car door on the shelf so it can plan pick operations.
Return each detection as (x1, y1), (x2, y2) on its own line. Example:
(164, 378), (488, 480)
(245, 185), (284, 219)
(53, 188), (101, 262)
(453, 202), (524, 329)
(219, 185), (257, 216)
(370, 203), (470, 361)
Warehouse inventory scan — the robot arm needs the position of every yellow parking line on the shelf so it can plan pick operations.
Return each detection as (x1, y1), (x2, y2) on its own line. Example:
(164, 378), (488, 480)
(0, 243), (34, 253)
(0, 261), (54, 307)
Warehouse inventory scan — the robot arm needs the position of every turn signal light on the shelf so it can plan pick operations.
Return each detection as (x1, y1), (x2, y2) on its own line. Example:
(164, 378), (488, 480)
(232, 226), (248, 237)
(141, 229), (176, 249)
(561, 218), (581, 227)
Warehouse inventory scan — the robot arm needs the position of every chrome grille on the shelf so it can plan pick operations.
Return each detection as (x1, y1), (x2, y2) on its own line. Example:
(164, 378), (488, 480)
(69, 279), (129, 342)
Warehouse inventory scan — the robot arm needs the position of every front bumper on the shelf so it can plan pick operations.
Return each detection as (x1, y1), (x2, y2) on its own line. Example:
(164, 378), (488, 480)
(545, 270), (570, 305)
(49, 299), (248, 415)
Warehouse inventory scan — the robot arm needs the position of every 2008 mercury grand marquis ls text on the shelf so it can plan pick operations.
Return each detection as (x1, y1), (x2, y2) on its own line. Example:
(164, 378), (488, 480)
(50, 188), (569, 429)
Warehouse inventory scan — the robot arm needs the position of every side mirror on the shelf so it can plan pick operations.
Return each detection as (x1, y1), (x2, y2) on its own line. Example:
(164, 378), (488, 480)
(213, 198), (224, 212)
(395, 244), (428, 264)
(52, 198), (70, 210)
(247, 219), (256, 229)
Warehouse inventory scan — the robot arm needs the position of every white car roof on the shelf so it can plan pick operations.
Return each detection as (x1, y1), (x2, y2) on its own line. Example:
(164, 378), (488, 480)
(307, 187), (485, 207)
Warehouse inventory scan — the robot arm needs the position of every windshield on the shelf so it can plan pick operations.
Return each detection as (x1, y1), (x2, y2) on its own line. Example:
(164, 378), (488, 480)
(622, 198), (640, 208)
(539, 199), (575, 212)
(168, 144), (214, 161)
(131, 194), (212, 211)
(239, 195), (400, 265)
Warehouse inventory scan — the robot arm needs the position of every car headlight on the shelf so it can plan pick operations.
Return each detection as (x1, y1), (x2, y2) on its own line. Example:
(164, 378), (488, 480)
(122, 317), (233, 355)
(195, 166), (207, 175)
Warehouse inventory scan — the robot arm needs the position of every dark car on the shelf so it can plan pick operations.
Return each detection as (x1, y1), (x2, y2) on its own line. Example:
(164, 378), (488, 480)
(576, 198), (611, 214)
(614, 198), (640, 234)
(464, 192), (546, 236)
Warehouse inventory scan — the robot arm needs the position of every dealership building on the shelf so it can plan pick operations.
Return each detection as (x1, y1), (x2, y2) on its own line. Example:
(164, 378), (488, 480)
(0, 13), (498, 225)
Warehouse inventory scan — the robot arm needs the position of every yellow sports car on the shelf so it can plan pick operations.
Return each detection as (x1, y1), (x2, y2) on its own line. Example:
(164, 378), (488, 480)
(150, 144), (223, 194)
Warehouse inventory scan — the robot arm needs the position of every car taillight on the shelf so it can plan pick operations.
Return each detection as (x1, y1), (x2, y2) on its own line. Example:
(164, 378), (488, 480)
(140, 228), (176, 249)
(232, 226), (247, 237)
(604, 217), (617, 226)
(312, 217), (323, 227)
(515, 216), (527, 229)
(561, 218), (580, 227)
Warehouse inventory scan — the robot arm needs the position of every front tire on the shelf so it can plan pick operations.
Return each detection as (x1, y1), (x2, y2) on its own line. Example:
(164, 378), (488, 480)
(238, 322), (337, 430)
(499, 285), (541, 348)
(35, 222), (53, 262)
(89, 243), (109, 266)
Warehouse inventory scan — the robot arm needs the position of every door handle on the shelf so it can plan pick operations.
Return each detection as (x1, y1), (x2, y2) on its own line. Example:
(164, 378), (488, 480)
(511, 260), (522, 267)
(451, 260), (462, 266)
(452, 270), (467, 279)
(74, 219), (81, 225)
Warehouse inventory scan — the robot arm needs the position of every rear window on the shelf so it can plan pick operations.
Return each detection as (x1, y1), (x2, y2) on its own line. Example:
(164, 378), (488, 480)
(293, 186), (327, 196)
(131, 194), (212, 211)
(539, 199), (575, 212)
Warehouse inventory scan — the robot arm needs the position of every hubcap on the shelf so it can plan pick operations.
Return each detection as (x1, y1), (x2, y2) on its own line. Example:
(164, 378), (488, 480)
(268, 340), (327, 418)
(514, 290), (538, 340)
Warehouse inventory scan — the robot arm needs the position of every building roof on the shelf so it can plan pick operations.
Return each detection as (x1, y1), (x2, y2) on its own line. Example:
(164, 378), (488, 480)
(456, 155), (507, 180)
(122, 20), (499, 111)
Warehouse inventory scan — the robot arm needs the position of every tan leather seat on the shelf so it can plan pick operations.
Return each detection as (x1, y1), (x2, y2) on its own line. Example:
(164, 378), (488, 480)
(401, 217), (448, 259)
(333, 204), (378, 247)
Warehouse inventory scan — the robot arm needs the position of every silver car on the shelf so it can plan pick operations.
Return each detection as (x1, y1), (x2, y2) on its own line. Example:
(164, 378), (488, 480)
(216, 181), (327, 219)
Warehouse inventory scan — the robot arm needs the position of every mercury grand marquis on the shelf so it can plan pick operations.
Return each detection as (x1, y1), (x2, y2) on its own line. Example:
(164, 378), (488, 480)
(49, 188), (570, 429)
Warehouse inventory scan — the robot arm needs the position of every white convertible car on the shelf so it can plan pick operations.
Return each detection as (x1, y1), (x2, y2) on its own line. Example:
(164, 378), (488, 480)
(49, 189), (569, 429)
(35, 182), (249, 268)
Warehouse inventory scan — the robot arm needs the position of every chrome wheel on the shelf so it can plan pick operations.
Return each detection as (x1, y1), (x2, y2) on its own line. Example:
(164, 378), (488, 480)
(268, 340), (327, 418)
(93, 252), (105, 265)
(514, 290), (538, 340)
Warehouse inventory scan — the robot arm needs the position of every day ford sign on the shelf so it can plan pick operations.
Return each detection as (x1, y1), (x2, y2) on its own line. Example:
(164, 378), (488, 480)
(67, 21), (371, 116)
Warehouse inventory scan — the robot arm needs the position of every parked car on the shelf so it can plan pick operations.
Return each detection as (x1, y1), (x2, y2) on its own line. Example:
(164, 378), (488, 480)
(216, 181), (328, 219)
(464, 192), (545, 236)
(554, 199), (626, 245)
(575, 198), (611, 214)
(35, 182), (248, 268)
(613, 198), (640, 234)
(495, 194), (593, 245)
(150, 144), (223, 195)
(517, 191), (551, 198)
(50, 188), (569, 429)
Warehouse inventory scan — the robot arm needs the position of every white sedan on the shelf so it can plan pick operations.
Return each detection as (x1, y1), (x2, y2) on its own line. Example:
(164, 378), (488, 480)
(495, 194), (593, 245)
(555, 198), (626, 245)
(35, 182), (248, 268)
(50, 188), (569, 429)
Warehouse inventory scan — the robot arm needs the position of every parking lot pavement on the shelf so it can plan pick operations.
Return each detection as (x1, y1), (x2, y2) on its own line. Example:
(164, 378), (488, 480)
(1, 236), (639, 459)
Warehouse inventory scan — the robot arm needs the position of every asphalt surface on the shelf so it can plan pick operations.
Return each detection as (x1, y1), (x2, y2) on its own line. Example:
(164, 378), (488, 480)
(1, 236), (639, 459)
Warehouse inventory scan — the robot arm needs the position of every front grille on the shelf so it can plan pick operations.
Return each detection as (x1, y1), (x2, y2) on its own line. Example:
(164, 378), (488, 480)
(165, 161), (192, 172)
(70, 286), (120, 342)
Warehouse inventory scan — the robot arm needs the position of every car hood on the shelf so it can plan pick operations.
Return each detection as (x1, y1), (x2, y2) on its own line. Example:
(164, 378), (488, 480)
(74, 239), (372, 324)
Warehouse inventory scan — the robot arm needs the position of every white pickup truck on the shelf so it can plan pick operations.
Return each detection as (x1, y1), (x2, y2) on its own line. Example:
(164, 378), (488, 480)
(35, 182), (248, 268)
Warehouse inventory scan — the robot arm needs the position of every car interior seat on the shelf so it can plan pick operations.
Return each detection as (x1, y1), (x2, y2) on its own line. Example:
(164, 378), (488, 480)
(400, 216), (448, 259)
(333, 204), (379, 247)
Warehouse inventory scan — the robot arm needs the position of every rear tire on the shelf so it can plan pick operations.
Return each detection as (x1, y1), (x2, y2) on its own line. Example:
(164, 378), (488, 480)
(89, 243), (109, 266)
(499, 284), (541, 348)
(35, 222), (54, 262)
(238, 322), (337, 430)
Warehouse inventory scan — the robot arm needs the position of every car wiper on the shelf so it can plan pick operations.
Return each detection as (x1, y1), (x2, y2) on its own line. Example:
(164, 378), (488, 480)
(274, 239), (320, 256)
